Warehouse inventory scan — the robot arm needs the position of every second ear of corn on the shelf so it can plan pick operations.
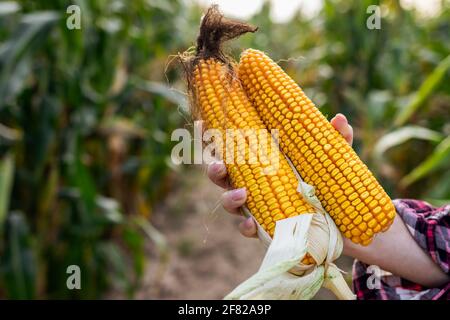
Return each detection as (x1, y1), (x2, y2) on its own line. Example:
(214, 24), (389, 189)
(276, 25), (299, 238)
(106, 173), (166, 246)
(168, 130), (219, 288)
(238, 49), (396, 245)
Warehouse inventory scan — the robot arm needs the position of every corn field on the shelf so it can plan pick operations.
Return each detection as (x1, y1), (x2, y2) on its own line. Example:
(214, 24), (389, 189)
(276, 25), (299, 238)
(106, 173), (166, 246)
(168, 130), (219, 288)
(0, 0), (449, 299)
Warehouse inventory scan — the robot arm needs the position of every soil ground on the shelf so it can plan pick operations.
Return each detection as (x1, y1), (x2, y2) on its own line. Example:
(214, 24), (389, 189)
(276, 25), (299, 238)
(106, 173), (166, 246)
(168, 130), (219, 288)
(132, 167), (354, 299)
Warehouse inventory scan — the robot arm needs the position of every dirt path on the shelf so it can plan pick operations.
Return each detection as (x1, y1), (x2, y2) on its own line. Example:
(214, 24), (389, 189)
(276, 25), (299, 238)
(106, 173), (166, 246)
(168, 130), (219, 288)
(135, 167), (353, 299)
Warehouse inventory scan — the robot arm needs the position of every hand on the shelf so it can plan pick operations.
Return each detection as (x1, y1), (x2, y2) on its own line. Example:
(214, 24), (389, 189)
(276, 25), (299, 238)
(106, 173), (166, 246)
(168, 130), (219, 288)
(207, 113), (353, 238)
(208, 116), (450, 287)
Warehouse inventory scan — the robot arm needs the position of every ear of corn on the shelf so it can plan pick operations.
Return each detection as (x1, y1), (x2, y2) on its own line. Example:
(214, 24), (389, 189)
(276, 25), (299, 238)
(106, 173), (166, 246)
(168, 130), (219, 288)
(193, 58), (318, 265)
(193, 59), (317, 235)
(238, 49), (396, 245)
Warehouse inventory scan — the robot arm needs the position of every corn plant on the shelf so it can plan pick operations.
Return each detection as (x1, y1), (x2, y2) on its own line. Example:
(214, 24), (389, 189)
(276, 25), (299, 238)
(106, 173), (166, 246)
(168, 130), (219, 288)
(0, 0), (187, 298)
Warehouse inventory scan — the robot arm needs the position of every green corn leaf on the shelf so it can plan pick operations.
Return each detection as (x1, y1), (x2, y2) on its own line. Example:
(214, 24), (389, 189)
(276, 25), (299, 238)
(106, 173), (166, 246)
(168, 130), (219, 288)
(373, 126), (443, 159)
(96, 196), (124, 224)
(130, 77), (189, 113)
(425, 170), (450, 199)
(394, 55), (450, 126)
(424, 199), (450, 207)
(0, 153), (14, 233)
(0, 11), (60, 108)
(97, 242), (128, 292)
(0, 123), (22, 144)
(3, 212), (36, 299)
(0, 1), (20, 17)
(401, 136), (450, 187)
(134, 216), (168, 258)
(74, 144), (97, 217)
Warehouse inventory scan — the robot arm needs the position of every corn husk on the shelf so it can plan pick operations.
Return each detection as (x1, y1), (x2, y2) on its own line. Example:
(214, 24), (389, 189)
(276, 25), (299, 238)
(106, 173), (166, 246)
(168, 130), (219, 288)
(225, 165), (355, 300)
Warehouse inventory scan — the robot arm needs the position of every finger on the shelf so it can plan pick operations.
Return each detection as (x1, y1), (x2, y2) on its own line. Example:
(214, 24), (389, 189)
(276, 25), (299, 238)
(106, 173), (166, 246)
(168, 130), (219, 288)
(238, 217), (258, 238)
(207, 161), (229, 189)
(221, 188), (247, 215)
(330, 113), (353, 145)
(345, 124), (354, 146)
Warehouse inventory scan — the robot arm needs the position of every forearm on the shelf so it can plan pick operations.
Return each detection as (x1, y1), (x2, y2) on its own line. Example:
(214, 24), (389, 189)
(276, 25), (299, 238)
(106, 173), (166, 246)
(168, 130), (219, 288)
(343, 214), (449, 288)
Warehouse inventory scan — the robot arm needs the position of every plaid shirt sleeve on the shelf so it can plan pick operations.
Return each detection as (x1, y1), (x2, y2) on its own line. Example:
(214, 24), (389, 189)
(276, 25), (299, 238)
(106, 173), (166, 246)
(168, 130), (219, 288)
(352, 199), (450, 300)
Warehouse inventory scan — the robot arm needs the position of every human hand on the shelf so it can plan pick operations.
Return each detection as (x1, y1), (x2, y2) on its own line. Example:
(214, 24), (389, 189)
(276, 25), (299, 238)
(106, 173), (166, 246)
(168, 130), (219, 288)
(207, 113), (353, 238)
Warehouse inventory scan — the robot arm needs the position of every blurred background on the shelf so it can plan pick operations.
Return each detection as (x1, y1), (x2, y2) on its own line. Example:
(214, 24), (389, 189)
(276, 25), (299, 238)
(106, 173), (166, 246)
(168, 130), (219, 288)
(0, 0), (449, 299)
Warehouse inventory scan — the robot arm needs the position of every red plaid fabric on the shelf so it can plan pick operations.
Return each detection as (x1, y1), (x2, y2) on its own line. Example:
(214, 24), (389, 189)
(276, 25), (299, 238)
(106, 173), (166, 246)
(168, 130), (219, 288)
(352, 199), (450, 300)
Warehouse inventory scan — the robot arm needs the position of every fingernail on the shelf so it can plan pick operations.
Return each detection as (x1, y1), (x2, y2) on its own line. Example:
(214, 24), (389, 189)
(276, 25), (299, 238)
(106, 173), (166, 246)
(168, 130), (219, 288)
(244, 217), (254, 229)
(231, 188), (246, 201)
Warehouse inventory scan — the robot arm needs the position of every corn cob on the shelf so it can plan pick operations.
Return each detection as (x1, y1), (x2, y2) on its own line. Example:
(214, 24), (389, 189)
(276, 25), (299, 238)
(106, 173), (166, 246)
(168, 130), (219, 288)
(182, 4), (320, 243)
(238, 49), (396, 245)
